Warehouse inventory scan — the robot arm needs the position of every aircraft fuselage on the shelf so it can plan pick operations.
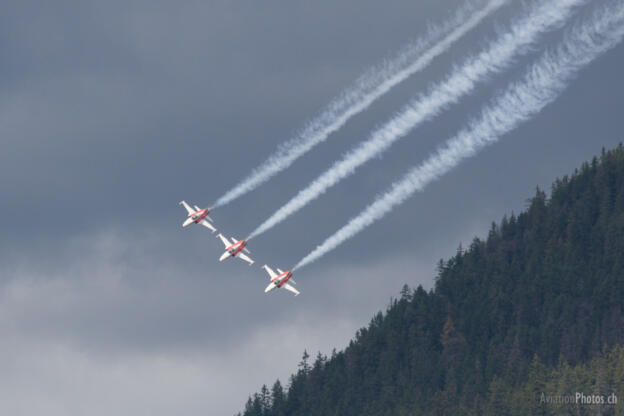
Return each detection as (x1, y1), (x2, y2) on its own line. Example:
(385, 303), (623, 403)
(183, 209), (209, 227)
(225, 240), (246, 257)
(271, 271), (293, 289)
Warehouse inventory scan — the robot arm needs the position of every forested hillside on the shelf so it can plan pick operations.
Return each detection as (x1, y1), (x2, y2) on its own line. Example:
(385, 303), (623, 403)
(238, 144), (624, 416)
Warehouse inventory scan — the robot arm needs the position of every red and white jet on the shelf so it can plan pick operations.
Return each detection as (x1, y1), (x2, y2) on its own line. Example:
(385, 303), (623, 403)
(262, 265), (300, 296)
(179, 200), (216, 233)
(217, 234), (254, 265)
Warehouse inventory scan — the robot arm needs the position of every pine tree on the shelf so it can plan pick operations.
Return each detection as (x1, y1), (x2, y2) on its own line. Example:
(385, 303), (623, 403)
(238, 144), (624, 416)
(270, 380), (285, 416)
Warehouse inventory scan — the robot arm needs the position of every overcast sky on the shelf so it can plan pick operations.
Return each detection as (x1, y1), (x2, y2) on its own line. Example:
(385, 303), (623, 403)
(2, 0), (624, 415)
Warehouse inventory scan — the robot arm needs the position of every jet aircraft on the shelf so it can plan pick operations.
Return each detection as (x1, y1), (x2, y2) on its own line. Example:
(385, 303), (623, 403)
(262, 265), (299, 296)
(179, 200), (216, 233)
(217, 234), (254, 265)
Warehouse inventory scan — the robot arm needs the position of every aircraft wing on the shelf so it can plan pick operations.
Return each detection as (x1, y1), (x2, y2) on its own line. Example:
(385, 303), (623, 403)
(238, 252), (254, 265)
(262, 265), (278, 280)
(201, 219), (217, 233)
(217, 234), (230, 248)
(283, 283), (300, 296)
(264, 282), (277, 293)
(179, 200), (194, 214)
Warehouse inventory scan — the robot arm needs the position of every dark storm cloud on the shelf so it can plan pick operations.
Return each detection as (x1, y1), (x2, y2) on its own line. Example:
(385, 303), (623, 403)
(0, 0), (474, 237)
(2, 0), (624, 414)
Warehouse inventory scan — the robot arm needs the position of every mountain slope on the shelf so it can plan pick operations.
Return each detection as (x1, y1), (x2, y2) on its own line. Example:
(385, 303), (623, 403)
(238, 144), (624, 416)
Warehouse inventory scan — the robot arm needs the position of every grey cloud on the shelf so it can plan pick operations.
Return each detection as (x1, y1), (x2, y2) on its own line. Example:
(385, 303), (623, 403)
(1, 227), (443, 414)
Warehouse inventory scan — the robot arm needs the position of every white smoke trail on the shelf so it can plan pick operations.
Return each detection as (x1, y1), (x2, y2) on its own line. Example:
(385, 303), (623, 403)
(248, 0), (585, 240)
(213, 0), (507, 208)
(295, 0), (624, 270)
